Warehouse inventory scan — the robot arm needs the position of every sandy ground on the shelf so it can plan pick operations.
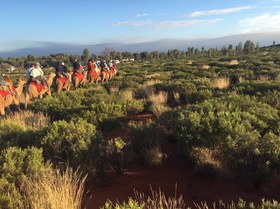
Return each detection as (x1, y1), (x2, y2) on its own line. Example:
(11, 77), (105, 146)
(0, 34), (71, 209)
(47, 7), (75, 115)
(82, 113), (280, 209)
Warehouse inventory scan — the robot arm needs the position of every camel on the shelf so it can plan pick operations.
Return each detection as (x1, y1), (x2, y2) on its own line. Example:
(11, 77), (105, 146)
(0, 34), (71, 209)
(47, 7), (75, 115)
(25, 72), (56, 109)
(100, 70), (110, 84)
(0, 94), (18, 116)
(112, 67), (117, 77)
(72, 71), (87, 90)
(109, 67), (117, 80)
(15, 78), (27, 97)
(87, 67), (101, 84)
(0, 78), (26, 116)
(55, 75), (71, 93)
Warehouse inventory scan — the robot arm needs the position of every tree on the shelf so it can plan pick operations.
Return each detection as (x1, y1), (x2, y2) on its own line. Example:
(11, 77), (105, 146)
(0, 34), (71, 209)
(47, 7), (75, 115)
(110, 51), (122, 60)
(133, 53), (141, 61)
(244, 40), (255, 54)
(81, 48), (90, 64)
(90, 53), (98, 61)
(150, 51), (160, 60)
(236, 42), (243, 54)
(221, 46), (228, 56)
(101, 47), (115, 61)
(121, 51), (132, 60)
(140, 51), (149, 61)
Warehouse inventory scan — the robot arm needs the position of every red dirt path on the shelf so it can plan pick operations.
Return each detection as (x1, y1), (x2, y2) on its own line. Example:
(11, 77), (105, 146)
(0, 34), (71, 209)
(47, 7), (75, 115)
(82, 113), (280, 209)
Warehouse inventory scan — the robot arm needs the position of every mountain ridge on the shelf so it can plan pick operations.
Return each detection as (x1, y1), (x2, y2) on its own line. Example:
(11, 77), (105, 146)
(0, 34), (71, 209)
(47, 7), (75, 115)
(1, 32), (279, 58)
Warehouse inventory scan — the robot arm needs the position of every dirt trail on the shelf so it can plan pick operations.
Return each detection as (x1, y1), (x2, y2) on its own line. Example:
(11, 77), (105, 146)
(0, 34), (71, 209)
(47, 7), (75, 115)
(82, 113), (280, 209)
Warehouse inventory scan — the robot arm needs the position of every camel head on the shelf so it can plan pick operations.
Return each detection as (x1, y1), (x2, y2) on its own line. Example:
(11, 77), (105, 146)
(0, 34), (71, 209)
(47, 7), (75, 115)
(16, 78), (27, 85)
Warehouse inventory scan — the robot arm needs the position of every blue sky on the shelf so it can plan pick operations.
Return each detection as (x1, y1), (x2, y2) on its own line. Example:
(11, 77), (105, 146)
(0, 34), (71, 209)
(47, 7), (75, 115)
(1, 0), (280, 54)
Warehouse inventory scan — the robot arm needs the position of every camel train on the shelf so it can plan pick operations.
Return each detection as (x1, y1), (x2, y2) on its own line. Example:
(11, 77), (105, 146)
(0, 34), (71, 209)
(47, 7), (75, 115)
(0, 61), (118, 115)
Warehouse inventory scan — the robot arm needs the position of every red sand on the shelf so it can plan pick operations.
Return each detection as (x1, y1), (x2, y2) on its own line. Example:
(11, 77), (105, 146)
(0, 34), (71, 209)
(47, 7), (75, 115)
(82, 113), (280, 209)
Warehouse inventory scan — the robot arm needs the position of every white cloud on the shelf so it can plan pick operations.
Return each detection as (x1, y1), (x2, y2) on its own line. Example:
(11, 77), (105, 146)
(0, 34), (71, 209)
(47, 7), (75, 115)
(151, 19), (222, 29)
(113, 20), (153, 27)
(190, 6), (253, 17)
(113, 19), (222, 29)
(239, 12), (280, 33)
(136, 13), (148, 17)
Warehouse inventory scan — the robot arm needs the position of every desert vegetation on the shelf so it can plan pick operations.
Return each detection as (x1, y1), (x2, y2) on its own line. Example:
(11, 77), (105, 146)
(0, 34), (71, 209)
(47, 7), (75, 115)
(0, 41), (280, 208)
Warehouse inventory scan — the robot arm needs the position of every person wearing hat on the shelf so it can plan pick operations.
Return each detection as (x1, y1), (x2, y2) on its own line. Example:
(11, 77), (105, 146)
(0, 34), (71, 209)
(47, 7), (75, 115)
(35, 63), (49, 88)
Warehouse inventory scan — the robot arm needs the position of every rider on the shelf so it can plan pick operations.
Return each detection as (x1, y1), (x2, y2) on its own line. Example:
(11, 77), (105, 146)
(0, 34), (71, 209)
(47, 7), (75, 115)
(34, 63), (49, 88)
(26, 63), (47, 87)
(27, 63), (48, 88)
(25, 63), (35, 79)
(0, 74), (14, 94)
(73, 59), (80, 72)
(61, 62), (71, 81)
(55, 62), (68, 79)
(100, 60), (109, 72)
(87, 59), (95, 71)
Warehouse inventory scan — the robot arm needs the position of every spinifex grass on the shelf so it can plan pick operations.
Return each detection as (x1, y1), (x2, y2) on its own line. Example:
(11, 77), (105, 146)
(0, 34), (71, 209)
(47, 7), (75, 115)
(23, 166), (87, 209)
(5, 110), (50, 130)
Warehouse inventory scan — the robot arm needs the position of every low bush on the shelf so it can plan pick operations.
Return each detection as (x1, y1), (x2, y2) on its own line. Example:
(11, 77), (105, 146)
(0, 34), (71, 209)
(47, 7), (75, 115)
(0, 120), (39, 150)
(160, 94), (280, 186)
(128, 119), (160, 152)
(41, 119), (99, 170)
(144, 147), (166, 167)
(0, 147), (52, 209)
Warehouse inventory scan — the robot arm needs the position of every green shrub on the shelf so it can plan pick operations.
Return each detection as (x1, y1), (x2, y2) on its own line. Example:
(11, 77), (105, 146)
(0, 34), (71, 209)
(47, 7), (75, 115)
(193, 89), (213, 103)
(0, 120), (39, 150)
(103, 137), (132, 173)
(77, 102), (127, 130)
(0, 147), (51, 209)
(144, 147), (166, 167)
(128, 119), (160, 152)
(162, 94), (280, 186)
(101, 198), (144, 209)
(41, 119), (99, 170)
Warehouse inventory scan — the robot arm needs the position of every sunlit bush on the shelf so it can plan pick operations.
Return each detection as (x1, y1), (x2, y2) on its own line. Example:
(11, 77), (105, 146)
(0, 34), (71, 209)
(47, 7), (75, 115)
(41, 119), (99, 170)
(0, 147), (52, 209)
(160, 94), (280, 186)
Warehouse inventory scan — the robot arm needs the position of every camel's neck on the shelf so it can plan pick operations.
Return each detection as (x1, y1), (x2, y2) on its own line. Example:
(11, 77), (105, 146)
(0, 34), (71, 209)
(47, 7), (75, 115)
(15, 83), (25, 96)
(48, 76), (55, 85)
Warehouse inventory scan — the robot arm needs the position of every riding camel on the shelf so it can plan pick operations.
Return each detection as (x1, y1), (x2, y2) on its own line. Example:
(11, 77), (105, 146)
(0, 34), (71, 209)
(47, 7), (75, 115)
(0, 78), (26, 116)
(0, 94), (19, 116)
(55, 75), (71, 93)
(25, 72), (56, 109)
(109, 67), (117, 80)
(100, 69), (110, 84)
(72, 71), (87, 90)
(87, 67), (101, 84)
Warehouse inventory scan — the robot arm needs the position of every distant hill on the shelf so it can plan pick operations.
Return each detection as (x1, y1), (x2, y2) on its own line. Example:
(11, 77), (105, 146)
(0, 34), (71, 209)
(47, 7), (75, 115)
(0, 32), (279, 58)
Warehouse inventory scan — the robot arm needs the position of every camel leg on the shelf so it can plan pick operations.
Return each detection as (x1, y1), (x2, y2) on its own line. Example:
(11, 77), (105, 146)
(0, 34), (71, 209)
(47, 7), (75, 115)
(0, 107), (5, 115)
(24, 94), (29, 109)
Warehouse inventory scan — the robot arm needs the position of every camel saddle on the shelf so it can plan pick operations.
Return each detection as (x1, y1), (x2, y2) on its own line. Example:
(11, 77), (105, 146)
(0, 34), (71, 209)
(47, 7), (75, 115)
(88, 70), (99, 78)
(74, 72), (84, 81)
(58, 76), (68, 84)
(30, 82), (46, 92)
(0, 87), (16, 97)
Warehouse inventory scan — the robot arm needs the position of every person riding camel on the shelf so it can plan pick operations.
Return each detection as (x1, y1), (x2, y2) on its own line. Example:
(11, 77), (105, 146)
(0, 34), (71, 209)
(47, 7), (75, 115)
(55, 62), (68, 79)
(87, 59), (96, 72)
(0, 74), (15, 95)
(34, 63), (49, 88)
(61, 62), (71, 81)
(100, 60), (109, 72)
(72, 59), (84, 75)
(26, 63), (48, 88)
